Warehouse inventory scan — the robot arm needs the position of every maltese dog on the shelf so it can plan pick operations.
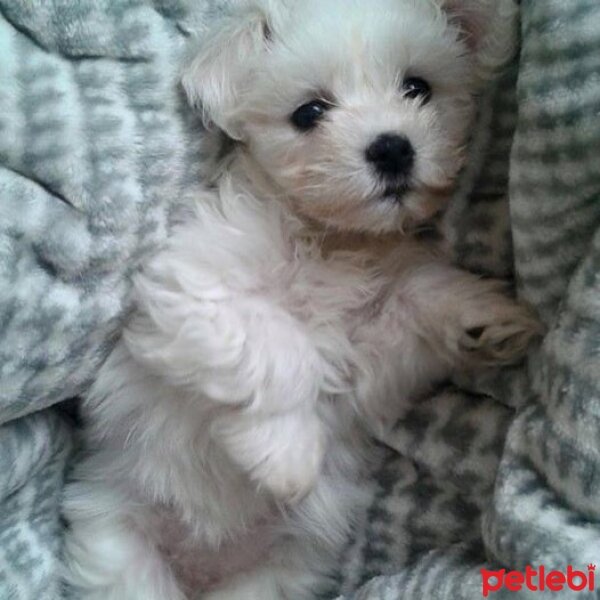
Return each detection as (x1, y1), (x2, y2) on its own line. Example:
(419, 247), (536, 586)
(63, 1), (538, 599)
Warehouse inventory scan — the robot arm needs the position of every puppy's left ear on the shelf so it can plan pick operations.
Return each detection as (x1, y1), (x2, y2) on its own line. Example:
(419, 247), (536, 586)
(441, 0), (518, 79)
(181, 1), (273, 138)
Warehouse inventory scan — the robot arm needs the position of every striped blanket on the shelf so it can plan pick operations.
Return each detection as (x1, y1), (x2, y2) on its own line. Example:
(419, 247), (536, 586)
(0, 1), (598, 599)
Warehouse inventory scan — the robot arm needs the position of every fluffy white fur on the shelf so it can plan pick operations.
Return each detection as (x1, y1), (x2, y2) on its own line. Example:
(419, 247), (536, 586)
(63, 1), (535, 599)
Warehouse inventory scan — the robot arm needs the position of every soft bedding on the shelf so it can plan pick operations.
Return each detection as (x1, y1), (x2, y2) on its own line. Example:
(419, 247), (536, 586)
(0, 1), (599, 599)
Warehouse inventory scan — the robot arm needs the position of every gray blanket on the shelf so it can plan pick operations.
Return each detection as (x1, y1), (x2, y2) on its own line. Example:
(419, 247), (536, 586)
(1, 1), (599, 599)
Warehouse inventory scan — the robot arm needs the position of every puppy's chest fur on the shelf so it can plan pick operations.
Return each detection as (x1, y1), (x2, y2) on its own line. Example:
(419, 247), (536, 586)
(192, 191), (429, 350)
(164, 189), (450, 421)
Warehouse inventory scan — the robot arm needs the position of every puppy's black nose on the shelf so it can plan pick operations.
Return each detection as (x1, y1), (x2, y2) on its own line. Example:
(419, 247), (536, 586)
(365, 134), (415, 178)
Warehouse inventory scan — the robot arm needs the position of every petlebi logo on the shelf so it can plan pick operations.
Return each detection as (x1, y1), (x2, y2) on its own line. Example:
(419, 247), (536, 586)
(481, 564), (596, 597)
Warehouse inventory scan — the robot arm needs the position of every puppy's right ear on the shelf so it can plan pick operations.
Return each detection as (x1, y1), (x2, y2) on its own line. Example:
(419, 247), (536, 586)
(181, 2), (272, 138)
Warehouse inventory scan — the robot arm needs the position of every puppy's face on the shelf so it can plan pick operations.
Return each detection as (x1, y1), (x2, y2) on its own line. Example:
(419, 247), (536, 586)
(184, 0), (515, 233)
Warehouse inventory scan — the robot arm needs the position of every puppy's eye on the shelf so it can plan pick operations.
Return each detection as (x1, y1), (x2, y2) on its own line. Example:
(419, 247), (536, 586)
(291, 100), (331, 131)
(402, 77), (432, 104)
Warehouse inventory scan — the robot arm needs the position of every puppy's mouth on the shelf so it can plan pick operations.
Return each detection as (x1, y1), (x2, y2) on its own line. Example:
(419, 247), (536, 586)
(381, 182), (411, 203)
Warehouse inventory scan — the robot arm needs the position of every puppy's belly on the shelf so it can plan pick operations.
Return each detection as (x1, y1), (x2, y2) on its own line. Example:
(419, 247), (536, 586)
(149, 506), (277, 594)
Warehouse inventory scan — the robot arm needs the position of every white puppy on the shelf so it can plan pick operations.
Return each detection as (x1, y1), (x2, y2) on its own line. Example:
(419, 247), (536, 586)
(63, 1), (538, 599)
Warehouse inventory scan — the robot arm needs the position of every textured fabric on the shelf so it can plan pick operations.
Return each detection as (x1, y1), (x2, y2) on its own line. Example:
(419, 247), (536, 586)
(0, 2), (213, 598)
(0, 412), (73, 600)
(0, 0), (209, 423)
(0, 1), (599, 600)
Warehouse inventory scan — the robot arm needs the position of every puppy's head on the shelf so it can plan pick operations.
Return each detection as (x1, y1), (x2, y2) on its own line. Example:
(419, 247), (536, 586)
(183, 0), (516, 233)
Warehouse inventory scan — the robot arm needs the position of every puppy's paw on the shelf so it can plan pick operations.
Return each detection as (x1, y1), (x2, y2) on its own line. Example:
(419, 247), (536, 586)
(251, 426), (325, 504)
(218, 409), (325, 505)
(459, 306), (542, 365)
(448, 288), (543, 367)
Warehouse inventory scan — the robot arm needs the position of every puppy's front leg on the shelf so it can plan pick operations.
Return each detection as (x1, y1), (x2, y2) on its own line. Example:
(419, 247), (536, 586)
(126, 282), (325, 503)
(351, 256), (541, 433)
(203, 299), (326, 503)
(399, 261), (543, 369)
